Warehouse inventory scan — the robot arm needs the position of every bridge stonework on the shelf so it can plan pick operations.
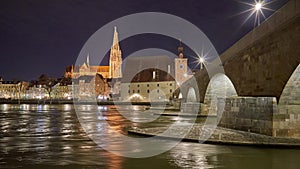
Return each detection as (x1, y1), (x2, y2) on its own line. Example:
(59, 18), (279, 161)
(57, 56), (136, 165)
(180, 0), (300, 138)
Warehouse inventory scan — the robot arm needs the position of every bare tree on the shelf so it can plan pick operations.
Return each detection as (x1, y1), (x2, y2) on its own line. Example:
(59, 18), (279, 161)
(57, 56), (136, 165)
(38, 74), (57, 103)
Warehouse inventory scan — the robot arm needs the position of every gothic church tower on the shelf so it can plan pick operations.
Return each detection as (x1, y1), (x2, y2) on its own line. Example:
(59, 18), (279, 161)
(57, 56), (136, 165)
(109, 26), (122, 79)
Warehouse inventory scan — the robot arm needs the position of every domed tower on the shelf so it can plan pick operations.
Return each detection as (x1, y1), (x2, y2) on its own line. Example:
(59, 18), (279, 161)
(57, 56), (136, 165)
(175, 40), (188, 86)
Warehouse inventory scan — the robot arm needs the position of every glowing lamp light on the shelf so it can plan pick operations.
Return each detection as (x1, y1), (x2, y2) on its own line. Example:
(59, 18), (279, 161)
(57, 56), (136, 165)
(199, 57), (205, 70)
(237, 0), (275, 27)
(193, 49), (208, 70)
(255, 2), (262, 11)
(199, 57), (204, 63)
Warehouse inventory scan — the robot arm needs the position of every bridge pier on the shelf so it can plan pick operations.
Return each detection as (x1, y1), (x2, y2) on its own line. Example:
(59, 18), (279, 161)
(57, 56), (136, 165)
(218, 97), (276, 136)
(274, 64), (300, 138)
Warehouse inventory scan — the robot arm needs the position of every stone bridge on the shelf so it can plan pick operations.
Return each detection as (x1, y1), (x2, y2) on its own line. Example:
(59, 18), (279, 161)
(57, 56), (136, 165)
(180, 0), (300, 138)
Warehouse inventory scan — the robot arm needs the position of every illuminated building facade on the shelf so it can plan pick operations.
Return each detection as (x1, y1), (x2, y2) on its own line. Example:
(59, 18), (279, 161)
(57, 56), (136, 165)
(51, 78), (73, 99)
(0, 80), (28, 99)
(26, 84), (48, 99)
(120, 68), (176, 102)
(73, 74), (109, 101)
(120, 42), (192, 102)
(64, 27), (122, 80)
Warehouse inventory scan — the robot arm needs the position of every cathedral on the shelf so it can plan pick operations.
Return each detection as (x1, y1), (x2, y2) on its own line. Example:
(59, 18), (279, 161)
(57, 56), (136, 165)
(64, 26), (122, 79)
(65, 26), (192, 100)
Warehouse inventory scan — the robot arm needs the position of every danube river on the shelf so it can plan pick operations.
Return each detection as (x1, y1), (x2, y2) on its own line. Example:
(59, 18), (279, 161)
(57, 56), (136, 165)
(0, 104), (299, 169)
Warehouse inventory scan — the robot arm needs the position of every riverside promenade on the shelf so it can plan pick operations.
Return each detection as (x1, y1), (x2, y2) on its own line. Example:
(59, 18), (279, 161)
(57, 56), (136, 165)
(128, 123), (300, 148)
(0, 99), (169, 106)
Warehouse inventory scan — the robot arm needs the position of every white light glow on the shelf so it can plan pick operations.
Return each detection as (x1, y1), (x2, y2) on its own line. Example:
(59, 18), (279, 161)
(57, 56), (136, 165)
(192, 46), (210, 70)
(199, 57), (204, 63)
(236, 0), (275, 27)
(255, 2), (262, 11)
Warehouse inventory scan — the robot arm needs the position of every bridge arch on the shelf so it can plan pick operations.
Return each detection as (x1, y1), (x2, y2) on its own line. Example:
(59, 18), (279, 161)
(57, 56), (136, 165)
(203, 73), (237, 115)
(279, 64), (300, 106)
(278, 64), (300, 115)
(274, 64), (300, 138)
(186, 87), (197, 103)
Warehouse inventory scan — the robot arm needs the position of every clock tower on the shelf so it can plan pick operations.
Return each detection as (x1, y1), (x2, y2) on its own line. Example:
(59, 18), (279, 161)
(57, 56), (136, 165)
(175, 41), (188, 86)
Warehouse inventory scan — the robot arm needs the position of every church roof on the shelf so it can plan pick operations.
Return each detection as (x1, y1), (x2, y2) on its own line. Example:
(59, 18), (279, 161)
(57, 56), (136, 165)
(65, 65), (110, 73)
(90, 66), (109, 72)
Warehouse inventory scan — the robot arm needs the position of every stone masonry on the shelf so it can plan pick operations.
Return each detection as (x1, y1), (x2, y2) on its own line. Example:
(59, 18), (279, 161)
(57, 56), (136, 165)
(274, 65), (300, 138)
(180, 0), (300, 103)
(219, 97), (276, 136)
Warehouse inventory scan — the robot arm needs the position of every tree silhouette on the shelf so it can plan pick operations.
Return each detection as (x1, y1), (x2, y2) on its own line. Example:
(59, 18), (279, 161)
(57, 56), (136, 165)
(38, 74), (57, 101)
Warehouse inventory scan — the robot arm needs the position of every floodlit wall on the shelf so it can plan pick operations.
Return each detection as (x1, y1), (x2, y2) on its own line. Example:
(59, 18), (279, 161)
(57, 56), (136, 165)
(274, 64), (300, 138)
(202, 74), (237, 115)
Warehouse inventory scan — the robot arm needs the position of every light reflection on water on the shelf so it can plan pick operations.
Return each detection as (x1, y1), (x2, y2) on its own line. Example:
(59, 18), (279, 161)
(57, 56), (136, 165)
(0, 104), (300, 169)
(169, 143), (230, 169)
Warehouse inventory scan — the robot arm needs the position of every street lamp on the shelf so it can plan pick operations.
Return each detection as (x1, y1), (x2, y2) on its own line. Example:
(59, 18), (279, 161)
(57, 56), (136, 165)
(199, 57), (204, 70)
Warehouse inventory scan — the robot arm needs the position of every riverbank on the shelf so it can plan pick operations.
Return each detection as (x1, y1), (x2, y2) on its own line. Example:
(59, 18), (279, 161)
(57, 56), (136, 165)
(128, 124), (300, 148)
(152, 111), (216, 117)
(147, 106), (180, 111)
(0, 99), (169, 106)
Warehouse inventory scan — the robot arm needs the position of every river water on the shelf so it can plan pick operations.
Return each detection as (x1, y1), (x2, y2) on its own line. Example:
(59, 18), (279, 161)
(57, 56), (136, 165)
(0, 104), (299, 169)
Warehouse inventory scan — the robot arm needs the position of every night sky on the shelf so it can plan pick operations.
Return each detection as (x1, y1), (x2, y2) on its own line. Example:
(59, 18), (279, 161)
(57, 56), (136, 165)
(0, 0), (289, 81)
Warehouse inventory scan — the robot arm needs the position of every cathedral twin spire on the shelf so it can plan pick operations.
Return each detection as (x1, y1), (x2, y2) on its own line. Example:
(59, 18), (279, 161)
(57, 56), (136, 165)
(113, 26), (119, 47)
(109, 26), (122, 78)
